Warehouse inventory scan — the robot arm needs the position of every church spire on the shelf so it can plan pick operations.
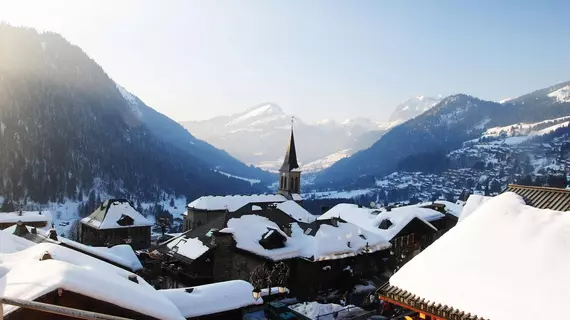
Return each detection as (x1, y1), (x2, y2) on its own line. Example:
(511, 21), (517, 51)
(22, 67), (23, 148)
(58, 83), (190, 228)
(280, 117), (299, 172)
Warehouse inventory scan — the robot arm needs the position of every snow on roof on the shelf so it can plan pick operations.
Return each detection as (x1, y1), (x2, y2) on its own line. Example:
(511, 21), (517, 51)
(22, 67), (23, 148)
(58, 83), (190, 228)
(292, 193), (303, 201)
(81, 200), (152, 230)
(159, 280), (262, 318)
(220, 215), (390, 261)
(164, 235), (209, 260)
(318, 203), (440, 241)
(290, 302), (365, 320)
(389, 192), (570, 320)
(458, 194), (492, 222)
(187, 194), (289, 212)
(0, 230), (35, 254)
(2, 225), (143, 271)
(0, 236), (184, 319)
(0, 211), (51, 224)
(276, 200), (316, 223)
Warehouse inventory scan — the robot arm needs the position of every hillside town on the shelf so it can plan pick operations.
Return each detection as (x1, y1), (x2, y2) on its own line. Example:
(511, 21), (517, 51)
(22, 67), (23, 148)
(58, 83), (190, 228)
(1, 4), (569, 320)
(2, 127), (569, 320)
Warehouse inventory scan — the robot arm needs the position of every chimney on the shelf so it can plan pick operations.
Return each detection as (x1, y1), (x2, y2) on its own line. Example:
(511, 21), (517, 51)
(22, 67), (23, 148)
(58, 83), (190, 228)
(128, 275), (139, 284)
(13, 221), (29, 236)
(40, 251), (52, 261)
(48, 224), (58, 241)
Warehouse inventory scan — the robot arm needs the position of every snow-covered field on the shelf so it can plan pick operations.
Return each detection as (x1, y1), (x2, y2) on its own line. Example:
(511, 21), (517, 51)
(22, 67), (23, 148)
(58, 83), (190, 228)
(213, 170), (261, 185)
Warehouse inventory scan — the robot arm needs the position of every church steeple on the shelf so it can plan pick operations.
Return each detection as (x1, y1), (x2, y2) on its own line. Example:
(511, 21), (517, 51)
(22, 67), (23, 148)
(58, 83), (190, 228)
(278, 117), (302, 197)
(280, 127), (299, 172)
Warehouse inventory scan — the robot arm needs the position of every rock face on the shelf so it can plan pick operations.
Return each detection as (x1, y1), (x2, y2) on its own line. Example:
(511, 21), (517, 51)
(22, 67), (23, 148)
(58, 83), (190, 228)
(0, 25), (268, 203)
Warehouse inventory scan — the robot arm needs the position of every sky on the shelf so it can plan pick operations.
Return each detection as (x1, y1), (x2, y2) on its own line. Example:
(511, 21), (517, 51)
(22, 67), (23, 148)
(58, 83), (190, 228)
(0, 1), (569, 123)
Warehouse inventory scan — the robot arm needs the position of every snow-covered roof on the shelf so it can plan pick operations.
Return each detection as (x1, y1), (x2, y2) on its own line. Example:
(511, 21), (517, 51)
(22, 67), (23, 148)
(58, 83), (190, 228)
(290, 302), (365, 320)
(0, 211), (51, 224)
(220, 214), (390, 261)
(188, 194), (287, 211)
(276, 200), (316, 223)
(0, 232), (184, 319)
(389, 192), (570, 320)
(81, 199), (152, 230)
(1, 225), (143, 271)
(318, 203), (441, 241)
(187, 193), (304, 212)
(164, 234), (209, 260)
(159, 280), (262, 318)
(458, 194), (492, 222)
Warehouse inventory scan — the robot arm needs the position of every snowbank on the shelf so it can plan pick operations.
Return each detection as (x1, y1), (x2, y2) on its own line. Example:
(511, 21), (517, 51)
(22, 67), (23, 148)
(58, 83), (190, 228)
(390, 192), (570, 320)
(458, 194), (492, 222)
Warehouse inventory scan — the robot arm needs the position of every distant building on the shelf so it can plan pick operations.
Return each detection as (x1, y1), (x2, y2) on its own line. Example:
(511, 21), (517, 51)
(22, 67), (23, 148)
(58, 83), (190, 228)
(0, 211), (50, 230)
(80, 199), (153, 250)
(183, 126), (303, 231)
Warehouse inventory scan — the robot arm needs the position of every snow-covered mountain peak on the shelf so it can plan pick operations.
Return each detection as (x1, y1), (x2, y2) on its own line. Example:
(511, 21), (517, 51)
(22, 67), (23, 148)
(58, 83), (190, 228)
(226, 103), (285, 127)
(548, 85), (570, 103)
(388, 95), (443, 123)
(315, 118), (337, 126)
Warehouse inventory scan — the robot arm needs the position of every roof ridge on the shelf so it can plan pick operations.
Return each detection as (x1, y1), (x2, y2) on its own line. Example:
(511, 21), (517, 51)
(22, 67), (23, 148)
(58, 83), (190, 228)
(507, 184), (570, 193)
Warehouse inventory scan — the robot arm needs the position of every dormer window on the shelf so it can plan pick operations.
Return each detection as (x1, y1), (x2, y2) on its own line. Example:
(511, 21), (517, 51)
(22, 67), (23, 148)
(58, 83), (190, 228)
(378, 219), (393, 230)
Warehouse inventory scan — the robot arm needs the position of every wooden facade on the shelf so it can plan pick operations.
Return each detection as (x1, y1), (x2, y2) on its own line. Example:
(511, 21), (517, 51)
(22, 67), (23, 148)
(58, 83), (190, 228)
(4, 289), (159, 320)
(81, 224), (151, 250)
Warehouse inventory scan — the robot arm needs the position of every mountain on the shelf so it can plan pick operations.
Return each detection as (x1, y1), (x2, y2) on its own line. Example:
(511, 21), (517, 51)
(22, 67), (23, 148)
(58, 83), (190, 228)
(0, 25), (268, 205)
(115, 85), (274, 184)
(182, 104), (392, 172)
(388, 96), (442, 123)
(315, 81), (570, 188)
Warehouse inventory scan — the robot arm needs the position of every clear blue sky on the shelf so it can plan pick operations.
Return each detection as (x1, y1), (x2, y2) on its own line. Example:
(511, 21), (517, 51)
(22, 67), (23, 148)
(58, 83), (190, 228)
(1, 0), (569, 122)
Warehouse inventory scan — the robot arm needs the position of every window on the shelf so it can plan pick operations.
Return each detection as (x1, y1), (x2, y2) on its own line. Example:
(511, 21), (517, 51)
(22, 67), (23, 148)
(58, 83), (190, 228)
(304, 228), (312, 235)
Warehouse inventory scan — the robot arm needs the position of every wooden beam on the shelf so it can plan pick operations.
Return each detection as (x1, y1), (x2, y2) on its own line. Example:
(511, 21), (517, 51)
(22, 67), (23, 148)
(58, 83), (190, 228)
(0, 297), (133, 320)
(380, 295), (446, 320)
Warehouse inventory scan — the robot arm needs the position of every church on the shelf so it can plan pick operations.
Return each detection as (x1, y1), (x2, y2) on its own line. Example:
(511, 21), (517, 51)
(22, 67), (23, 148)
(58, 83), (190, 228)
(182, 126), (303, 231)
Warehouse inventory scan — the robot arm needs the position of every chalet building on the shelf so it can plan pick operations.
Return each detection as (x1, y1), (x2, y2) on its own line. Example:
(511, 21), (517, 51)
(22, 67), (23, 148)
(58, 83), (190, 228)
(0, 228), (266, 320)
(378, 189), (570, 320)
(10, 222), (143, 272)
(80, 199), (153, 250)
(183, 127), (303, 231)
(0, 210), (50, 230)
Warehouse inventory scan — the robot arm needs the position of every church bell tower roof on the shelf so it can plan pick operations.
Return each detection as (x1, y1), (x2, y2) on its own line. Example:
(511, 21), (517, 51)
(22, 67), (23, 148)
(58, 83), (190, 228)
(280, 125), (300, 172)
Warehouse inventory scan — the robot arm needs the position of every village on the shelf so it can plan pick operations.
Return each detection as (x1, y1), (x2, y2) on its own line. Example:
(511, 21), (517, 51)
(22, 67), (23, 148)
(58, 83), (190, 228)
(1, 127), (569, 320)
(307, 125), (570, 206)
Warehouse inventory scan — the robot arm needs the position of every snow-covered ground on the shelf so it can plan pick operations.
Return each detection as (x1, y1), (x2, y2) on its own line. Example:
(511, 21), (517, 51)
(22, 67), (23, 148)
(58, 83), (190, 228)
(213, 170), (261, 185)
(548, 84), (570, 103)
(302, 149), (351, 172)
(304, 188), (375, 200)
